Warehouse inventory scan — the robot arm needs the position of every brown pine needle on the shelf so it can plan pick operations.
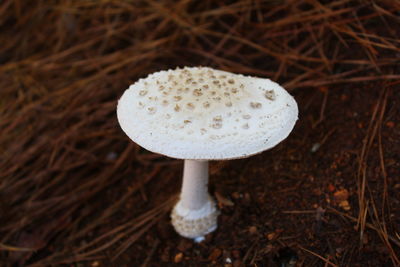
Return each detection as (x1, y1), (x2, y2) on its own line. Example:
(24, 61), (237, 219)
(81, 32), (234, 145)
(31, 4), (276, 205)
(298, 245), (338, 267)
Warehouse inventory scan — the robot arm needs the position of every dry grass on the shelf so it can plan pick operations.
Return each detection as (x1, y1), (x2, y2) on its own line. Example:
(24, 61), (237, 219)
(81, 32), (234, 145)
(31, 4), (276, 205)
(1, 0), (399, 265)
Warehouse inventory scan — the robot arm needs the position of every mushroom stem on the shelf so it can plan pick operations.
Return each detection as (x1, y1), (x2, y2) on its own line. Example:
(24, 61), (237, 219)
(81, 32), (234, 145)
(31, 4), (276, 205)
(171, 160), (219, 240)
(180, 160), (209, 210)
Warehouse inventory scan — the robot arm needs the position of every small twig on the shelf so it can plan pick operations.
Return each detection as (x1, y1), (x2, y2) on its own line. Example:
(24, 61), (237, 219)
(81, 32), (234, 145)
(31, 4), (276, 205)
(298, 245), (338, 267)
(242, 238), (259, 264)
(282, 210), (318, 214)
(311, 86), (328, 129)
(0, 243), (36, 252)
(112, 212), (164, 261)
(327, 207), (400, 248)
(356, 87), (386, 244)
(141, 239), (160, 267)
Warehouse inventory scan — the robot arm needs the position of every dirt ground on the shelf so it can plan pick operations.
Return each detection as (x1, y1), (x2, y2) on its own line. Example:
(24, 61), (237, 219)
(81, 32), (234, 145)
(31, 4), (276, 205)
(105, 82), (399, 267)
(1, 1), (399, 266)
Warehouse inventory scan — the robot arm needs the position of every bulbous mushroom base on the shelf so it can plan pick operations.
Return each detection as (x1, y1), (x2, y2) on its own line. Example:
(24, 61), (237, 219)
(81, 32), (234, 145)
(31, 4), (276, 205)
(171, 197), (219, 241)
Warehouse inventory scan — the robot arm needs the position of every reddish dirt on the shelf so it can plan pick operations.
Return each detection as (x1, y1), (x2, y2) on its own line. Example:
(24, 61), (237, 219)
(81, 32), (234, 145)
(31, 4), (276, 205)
(90, 83), (399, 267)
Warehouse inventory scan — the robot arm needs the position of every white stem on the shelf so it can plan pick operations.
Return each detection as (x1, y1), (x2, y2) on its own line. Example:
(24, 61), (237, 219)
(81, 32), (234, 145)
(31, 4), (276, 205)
(180, 160), (209, 210)
(171, 160), (218, 239)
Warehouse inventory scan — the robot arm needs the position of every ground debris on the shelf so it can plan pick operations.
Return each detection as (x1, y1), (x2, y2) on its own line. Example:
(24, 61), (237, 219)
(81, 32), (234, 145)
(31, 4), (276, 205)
(333, 189), (351, 210)
(215, 191), (234, 208)
(174, 252), (183, 263)
(177, 239), (193, 252)
(248, 226), (258, 235)
(266, 232), (277, 241)
(208, 248), (222, 261)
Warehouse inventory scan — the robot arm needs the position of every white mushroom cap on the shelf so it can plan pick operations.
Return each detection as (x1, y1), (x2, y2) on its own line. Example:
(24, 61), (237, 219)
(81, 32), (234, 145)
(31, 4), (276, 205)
(117, 67), (298, 160)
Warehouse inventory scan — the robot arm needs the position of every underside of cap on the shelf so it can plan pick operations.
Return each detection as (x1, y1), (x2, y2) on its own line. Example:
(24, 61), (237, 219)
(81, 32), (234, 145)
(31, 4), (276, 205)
(117, 67), (298, 160)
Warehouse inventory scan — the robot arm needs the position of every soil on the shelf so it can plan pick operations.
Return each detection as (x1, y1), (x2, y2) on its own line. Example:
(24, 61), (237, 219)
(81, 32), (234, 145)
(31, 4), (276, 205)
(83, 83), (400, 266)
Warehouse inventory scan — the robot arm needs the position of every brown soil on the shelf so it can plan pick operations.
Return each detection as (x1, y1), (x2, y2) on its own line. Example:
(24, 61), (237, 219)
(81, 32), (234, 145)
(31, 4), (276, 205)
(108, 83), (400, 267)
(0, 1), (399, 266)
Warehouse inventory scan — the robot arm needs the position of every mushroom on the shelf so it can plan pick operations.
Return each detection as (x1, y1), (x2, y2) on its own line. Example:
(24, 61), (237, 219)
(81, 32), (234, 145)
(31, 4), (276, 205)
(117, 66), (298, 242)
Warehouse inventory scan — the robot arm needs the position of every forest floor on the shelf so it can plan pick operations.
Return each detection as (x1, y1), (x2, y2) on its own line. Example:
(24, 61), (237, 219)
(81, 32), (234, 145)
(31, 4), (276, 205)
(0, 1), (399, 266)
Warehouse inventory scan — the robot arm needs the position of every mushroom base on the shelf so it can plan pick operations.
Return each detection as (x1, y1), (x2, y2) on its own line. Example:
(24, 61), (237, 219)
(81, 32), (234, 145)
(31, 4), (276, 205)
(171, 196), (219, 240)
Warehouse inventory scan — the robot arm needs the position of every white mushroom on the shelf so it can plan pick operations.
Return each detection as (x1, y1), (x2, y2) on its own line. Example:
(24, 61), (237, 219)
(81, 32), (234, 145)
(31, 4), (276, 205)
(117, 66), (298, 241)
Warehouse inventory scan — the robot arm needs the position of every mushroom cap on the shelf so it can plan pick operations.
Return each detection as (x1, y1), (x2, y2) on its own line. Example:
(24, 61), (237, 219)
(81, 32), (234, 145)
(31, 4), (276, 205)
(117, 67), (298, 160)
